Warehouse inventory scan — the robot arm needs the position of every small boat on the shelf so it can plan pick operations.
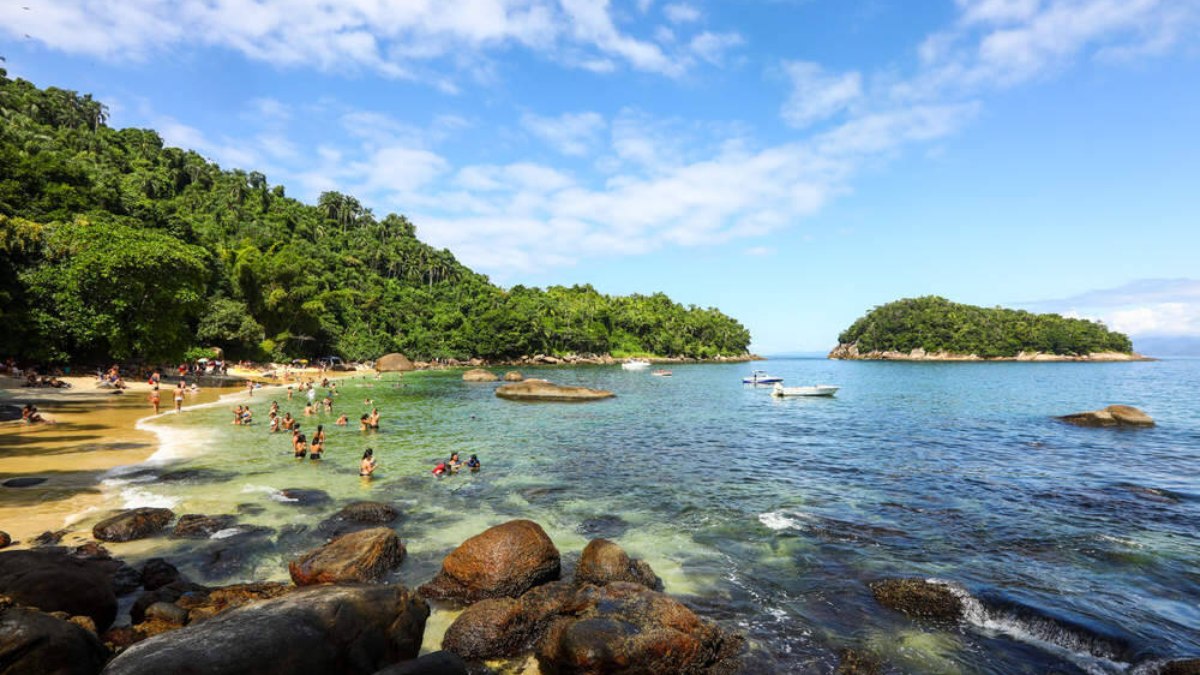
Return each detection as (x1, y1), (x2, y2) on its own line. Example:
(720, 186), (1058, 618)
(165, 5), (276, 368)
(771, 383), (839, 397)
(651, 369), (672, 377)
(621, 359), (651, 370)
(743, 370), (783, 385)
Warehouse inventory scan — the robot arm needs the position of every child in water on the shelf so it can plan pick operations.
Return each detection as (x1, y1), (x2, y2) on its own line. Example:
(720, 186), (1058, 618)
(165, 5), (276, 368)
(360, 448), (377, 477)
(466, 454), (481, 471)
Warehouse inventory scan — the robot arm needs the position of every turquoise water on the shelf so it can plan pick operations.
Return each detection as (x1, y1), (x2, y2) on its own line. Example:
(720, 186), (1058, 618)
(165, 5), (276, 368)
(107, 359), (1200, 672)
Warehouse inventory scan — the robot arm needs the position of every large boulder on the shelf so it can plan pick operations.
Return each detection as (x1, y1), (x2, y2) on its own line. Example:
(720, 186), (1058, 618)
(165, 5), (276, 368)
(442, 581), (578, 659)
(373, 650), (468, 675)
(869, 578), (963, 621)
(103, 584), (429, 675)
(93, 507), (175, 542)
(0, 550), (119, 631)
(463, 368), (499, 382)
(376, 353), (415, 372)
(0, 604), (109, 675)
(535, 582), (742, 674)
(419, 520), (561, 602)
(503, 371), (524, 382)
(495, 380), (615, 403)
(289, 527), (405, 586)
(575, 539), (662, 591)
(1059, 404), (1154, 428)
(318, 501), (399, 537)
(172, 514), (237, 538)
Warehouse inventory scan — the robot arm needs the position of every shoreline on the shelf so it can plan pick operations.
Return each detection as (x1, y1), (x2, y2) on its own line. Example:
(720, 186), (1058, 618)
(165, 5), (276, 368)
(826, 345), (1154, 362)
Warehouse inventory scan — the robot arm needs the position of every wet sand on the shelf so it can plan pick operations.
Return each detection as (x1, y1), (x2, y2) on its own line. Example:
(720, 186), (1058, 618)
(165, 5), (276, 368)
(0, 371), (359, 544)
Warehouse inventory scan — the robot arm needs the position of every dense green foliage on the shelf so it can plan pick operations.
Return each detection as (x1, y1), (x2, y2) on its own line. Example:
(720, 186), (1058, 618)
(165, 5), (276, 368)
(0, 72), (750, 364)
(837, 296), (1133, 357)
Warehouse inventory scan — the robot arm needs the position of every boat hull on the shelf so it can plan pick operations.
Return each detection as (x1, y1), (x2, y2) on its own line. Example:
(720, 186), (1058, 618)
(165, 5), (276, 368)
(771, 384), (839, 397)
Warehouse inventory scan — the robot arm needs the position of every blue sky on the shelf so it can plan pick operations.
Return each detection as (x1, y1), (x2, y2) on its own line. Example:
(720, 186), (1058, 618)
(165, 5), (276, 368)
(2, 0), (1198, 353)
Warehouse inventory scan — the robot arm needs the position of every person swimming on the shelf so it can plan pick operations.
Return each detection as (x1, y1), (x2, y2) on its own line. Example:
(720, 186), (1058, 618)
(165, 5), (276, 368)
(360, 448), (377, 477)
(448, 452), (463, 473)
(466, 454), (481, 471)
(335, 413), (348, 426)
(431, 461), (448, 477)
(359, 413), (370, 431)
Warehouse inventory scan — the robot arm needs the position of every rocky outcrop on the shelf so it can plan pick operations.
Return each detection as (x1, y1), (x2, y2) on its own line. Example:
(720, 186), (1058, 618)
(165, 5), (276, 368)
(373, 650), (468, 675)
(1157, 659), (1200, 675)
(829, 343), (1151, 362)
(419, 520), (560, 602)
(575, 539), (662, 591)
(463, 368), (499, 382)
(503, 371), (524, 382)
(1059, 404), (1155, 428)
(172, 514), (237, 538)
(0, 550), (120, 631)
(535, 582), (742, 674)
(442, 581), (578, 659)
(0, 603), (109, 675)
(494, 379), (615, 403)
(318, 501), (399, 537)
(376, 353), (415, 372)
(103, 584), (429, 675)
(289, 527), (405, 586)
(93, 508), (175, 542)
(869, 578), (963, 621)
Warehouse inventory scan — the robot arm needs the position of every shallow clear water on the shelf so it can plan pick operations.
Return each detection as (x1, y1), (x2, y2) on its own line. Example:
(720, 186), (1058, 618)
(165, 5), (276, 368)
(106, 359), (1200, 672)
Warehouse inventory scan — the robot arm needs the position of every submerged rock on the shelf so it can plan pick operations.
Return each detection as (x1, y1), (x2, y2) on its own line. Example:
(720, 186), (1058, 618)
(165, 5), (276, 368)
(576, 515), (629, 539)
(535, 582), (743, 674)
(3, 476), (48, 488)
(0, 550), (120, 631)
(869, 578), (963, 621)
(104, 584), (429, 675)
(289, 527), (406, 586)
(277, 488), (332, 507)
(318, 501), (399, 537)
(574, 539), (662, 591)
(32, 529), (68, 546)
(463, 368), (499, 382)
(172, 514), (237, 538)
(835, 648), (883, 674)
(93, 508), (175, 542)
(1059, 405), (1155, 428)
(420, 520), (560, 603)
(1158, 659), (1200, 675)
(495, 379), (615, 402)
(0, 605), (108, 675)
(139, 559), (181, 591)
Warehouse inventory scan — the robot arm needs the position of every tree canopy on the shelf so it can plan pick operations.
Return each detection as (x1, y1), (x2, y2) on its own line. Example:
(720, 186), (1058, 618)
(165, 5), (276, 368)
(836, 296), (1133, 358)
(0, 71), (751, 364)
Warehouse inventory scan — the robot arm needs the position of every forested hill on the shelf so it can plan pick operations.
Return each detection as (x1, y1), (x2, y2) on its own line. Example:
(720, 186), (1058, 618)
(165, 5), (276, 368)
(0, 71), (750, 364)
(833, 296), (1134, 358)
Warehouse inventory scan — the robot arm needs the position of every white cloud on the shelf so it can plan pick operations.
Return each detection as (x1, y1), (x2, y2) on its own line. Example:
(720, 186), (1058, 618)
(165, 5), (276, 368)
(1026, 279), (1200, 337)
(521, 111), (607, 156)
(663, 3), (702, 24)
(689, 31), (743, 65)
(0, 0), (716, 81)
(780, 61), (863, 128)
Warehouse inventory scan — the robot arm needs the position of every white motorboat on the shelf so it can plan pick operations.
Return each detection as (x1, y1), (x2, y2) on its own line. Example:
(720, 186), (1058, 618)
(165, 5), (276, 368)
(651, 369), (672, 377)
(743, 370), (783, 384)
(771, 383), (839, 397)
(621, 359), (651, 370)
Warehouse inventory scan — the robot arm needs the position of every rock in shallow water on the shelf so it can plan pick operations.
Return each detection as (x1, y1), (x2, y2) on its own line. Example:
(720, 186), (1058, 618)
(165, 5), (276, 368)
(575, 539), (662, 591)
(419, 519), (560, 603)
(494, 379), (614, 402)
(1059, 404), (1155, 428)
(172, 514), (237, 538)
(318, 501), (399, 537)
(289, 527), (405, 586)
(277, 488), (332, 507)
(93, 507), (175, 542)
(104, 584), (429, 675)
(869, 578), (963, 621)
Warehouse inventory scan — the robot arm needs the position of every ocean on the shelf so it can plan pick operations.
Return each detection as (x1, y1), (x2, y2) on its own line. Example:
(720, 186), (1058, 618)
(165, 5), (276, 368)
(104, 357), (1200, 672)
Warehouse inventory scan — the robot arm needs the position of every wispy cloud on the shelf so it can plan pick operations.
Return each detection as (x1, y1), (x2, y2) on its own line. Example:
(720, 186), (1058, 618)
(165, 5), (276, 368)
(521, 111), (607, 156)
(1025, 278), (1200, 336)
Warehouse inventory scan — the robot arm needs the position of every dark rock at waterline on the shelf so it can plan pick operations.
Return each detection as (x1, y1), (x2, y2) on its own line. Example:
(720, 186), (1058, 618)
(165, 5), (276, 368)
(318, 501), (399, 537)
(0, 532), (9, 549)
(32, 529), (68, 547)
(236, 503), (266, 515)
(442, 581), (578, 660)
(535, 581), (744, 674)
(140, 559), (181, 591)
(93, 507), (175, 542)
(420, 519), (561, 603)
(195, 526), (277, 580)
(104, 584), (429, 675)
(131, 580), (209, 624)
(172, 514), (237, 538)
(836, 648), (883, 674)
(289, 527), (405, 586)
(144, 601), (189, 626)
(0, 605), (109, 675)
(869, 578), (963, 621)
(1059, 404), (1155, 428)
(373, 650), (468, 675)
(577, 515), (629, 539)
(277, 488), (332, 507)
(1158, 659), (1200, 675)
(175, 582), (292, 624)
(3, 476), (48, 488)
(520, 485), (569, 504)
(0, 550), (120, 631)
(157, 468), (239, 483)
(575, 539), (662, 591)
(110, 563), (142, 596)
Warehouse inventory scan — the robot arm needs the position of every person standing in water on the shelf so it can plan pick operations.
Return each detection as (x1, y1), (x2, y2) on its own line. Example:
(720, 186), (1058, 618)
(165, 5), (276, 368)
(173, 383), (185, 412)
(293, 433), (308, 459)
(149, 387), (161, 414)
(360, 448), (377, 477)
(466, 454), (481, 471)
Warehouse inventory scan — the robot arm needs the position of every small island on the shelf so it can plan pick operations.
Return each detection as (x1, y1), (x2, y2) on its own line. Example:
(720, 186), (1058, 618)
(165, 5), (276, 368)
(829, 296), (1149, 361)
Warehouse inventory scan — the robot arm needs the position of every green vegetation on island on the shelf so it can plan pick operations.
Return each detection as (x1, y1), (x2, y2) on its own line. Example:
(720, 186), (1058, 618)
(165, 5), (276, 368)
(0, 72), (750, 364)
(833, 296), (1134, 358)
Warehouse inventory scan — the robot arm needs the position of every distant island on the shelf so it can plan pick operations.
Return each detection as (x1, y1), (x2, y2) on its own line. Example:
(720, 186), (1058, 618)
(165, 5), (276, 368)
(829, 296), (1148, 361)
(0, 71), (750, 366)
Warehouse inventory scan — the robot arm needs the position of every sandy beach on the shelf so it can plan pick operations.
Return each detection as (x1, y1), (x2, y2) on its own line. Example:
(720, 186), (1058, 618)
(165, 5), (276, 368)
(0, 369), (356, 544)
